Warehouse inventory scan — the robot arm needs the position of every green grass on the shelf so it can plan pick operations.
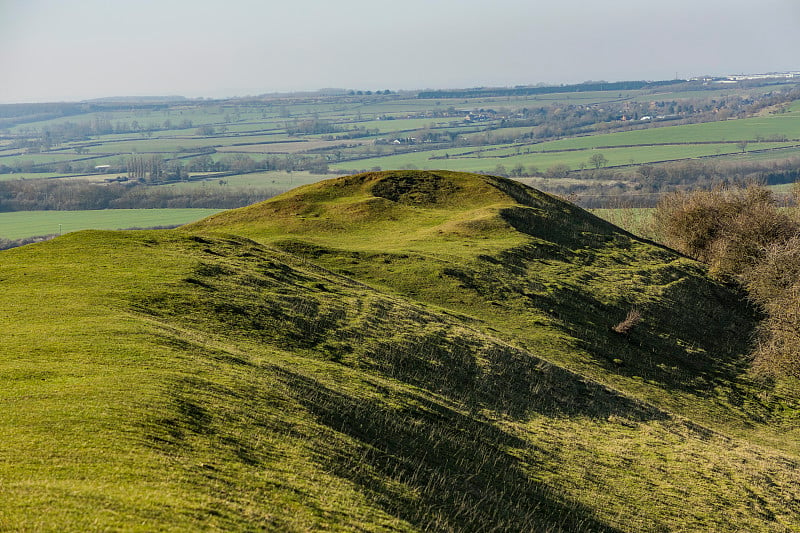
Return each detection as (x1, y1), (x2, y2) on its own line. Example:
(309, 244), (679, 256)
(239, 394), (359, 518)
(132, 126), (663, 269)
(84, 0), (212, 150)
(733, 145), (800, 162)
(769, 182), (797, 194)
(0, 208), (223, 239)
(630, 83), (800, 102)
(348, 117), (455, 133)
(487, 140), (796, 158)
(412, 90), (647, 108)
(591, 208), (659, 240)
(2, 169), (800, 528)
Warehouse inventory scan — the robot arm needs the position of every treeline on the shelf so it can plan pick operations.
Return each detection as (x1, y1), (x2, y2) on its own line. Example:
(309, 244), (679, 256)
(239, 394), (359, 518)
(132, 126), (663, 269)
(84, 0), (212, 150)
(417, 79), (683, 99)
(637, 159), (800, 190)
(286, 118), (339, 135)
(167, 152), (330, 178)
(540, 158), (800, 208)
(655, 185), (800, 377)
(0, 180), (280, 211)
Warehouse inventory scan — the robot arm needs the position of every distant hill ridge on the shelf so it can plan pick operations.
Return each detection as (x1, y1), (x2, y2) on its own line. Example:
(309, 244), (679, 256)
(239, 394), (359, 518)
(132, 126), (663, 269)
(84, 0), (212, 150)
(417, 79), (686, 99)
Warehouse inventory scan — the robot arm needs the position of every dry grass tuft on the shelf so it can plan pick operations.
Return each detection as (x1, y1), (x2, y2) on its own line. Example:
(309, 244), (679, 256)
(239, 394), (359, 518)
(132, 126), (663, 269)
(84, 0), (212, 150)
(612, 309), (642, 335)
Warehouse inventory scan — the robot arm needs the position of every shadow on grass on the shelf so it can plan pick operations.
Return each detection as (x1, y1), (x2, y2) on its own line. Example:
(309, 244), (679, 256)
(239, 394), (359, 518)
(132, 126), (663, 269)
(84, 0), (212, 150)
(363, 327), (667, 422)
(540, 278), (758, 395)
(137, 235), (666, 422)
(446, 232), (759, 397)
(276, 368), (622, 533)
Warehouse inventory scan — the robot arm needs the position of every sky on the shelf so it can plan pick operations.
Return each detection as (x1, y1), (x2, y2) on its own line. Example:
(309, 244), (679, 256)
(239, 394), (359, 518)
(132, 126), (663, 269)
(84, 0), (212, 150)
(1, 0), (799, 103)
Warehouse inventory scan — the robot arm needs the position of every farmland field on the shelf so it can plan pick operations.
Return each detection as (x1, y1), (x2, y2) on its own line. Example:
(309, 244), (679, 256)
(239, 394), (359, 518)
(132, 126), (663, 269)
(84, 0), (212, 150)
(530, 117), (800, 152)
(333, 142), (795, 173)
(152, 170), (333, 190)
(591, 207), (659, 240)
(0, 208), (223, 239)
(214, 139), (370, 154)
(2, 78), (799, 210)
(6, 91), (800, 177)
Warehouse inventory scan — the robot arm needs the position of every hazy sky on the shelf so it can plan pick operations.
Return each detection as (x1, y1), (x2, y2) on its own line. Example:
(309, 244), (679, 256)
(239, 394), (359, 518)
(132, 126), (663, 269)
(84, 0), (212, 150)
(1, 0), (799, 103)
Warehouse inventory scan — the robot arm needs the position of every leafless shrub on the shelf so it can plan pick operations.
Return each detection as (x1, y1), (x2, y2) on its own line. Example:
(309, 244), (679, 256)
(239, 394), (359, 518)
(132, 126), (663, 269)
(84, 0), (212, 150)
(658, 184), (800, 376)
(743, 237), (800, 377)
(612, 309), (642, 335)
(655, 185), (798, 280)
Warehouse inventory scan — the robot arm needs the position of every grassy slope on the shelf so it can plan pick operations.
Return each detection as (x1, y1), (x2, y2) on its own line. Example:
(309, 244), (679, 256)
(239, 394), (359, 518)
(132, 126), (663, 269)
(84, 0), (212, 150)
(191, 172), (800, 432)
(2, 171), (799, 531)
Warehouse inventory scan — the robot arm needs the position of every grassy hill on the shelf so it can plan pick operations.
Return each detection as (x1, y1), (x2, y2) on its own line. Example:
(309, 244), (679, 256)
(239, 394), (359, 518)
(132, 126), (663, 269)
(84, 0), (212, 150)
(2, 171), (799, 531)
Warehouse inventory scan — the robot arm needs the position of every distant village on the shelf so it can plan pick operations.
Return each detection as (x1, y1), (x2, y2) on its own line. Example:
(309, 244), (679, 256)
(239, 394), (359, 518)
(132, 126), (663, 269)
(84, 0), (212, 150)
(692, 70), (800, 83)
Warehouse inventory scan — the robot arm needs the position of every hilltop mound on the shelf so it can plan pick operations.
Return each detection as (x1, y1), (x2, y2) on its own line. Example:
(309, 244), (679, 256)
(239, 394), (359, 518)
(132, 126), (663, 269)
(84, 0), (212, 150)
(2, 171), (799, 531)
(188, 170), (624, 251)
(189, 171), (756, 394)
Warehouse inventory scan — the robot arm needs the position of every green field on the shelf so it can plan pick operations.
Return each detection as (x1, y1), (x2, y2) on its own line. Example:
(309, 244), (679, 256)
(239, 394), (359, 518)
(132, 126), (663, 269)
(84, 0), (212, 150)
(6, 86), (800, 180)
(334, 142), (791, 174)
(74, 134), (292, 155)
(529, 118), (800, 152)
(0, 208), (223, 239)
(591, 207), (660, 240)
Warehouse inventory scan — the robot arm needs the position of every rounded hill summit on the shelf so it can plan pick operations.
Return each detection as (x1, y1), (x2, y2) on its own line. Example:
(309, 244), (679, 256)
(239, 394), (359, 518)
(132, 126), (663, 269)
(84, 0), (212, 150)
(186, 170), (623, 253)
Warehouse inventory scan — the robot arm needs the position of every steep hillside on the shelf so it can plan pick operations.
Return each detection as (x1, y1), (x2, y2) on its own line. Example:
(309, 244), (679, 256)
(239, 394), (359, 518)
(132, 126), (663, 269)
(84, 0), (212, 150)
(2, 171), (799, 531)
(190, 171), (797, 434)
